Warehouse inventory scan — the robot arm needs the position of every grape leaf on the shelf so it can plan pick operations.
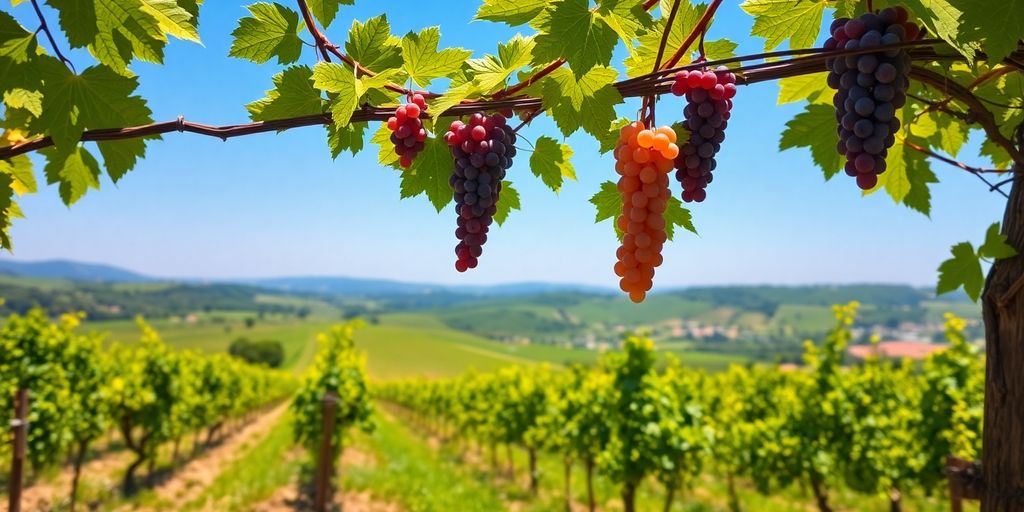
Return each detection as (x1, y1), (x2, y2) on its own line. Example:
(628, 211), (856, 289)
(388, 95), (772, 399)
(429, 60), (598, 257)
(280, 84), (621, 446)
(0, 10), (35, 62)
(399, 136), (452, 212)
(936, 242), (984, 301)
(779, 103), (842, 180)
(466, 35), (535, 93)
(428, 81), (484, 119)
(371, 122), (400, 168)
(140, 0), (200, 43)
(4, 89), (42, 116)
(532, 0), (618, 78)
(41, 147), (102, 205)
(597, 0), (654, 48)
(529, 136), (576, 192)
(979, 222), (1017, 260)
(664, 196), (697, 240)
(494, 181), (521, 225)
(307, 0), (353, 29)
(312, 62), (358, 128)
(91, 0), (167, 73)
(46, 0), (99, 48)
(346, 15), (403, 71)
(33, 59), (153, 156)
(599, 118), (631, 154)
(0, 154), (35, 195)
(0, 172), (13, 249)
(327, 121), (365, 158)
(740, 0), (825, 51)
(897, 0), (976, 59)
(878, 137), (937, 216)
(99, 139), (149, 182)
(401, 27), (472, 88)
(591, 180), (624, 239)
(229, 2), (302, 65)
(475, 0), (547, 26)
(777, 73), (830, 105)
(900, 146), (937, 216)
(541, 66), (622, 139)
(624, 1), (707, 77)
(247, 66), (324, 122)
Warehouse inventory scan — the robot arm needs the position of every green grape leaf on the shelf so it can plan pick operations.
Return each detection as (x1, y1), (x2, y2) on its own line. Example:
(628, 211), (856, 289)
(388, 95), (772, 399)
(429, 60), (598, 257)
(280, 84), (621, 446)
(900, 146), (938, 216)
(401, 27), (472, 88)
(981, 138), (1013, 169)
(372, 122), (400, 168)
(664, 196), (697, 240)
(229, 2), (302, 65)
(624, 1), (708, 77)
(346, 15), (403, 71)
(777, 73), (830, 105)
(529, 136), (576, 192)
(140, 0), (200, 43)
(0, 172), (12, 249)
(960, 0), (1021, 62)
(533, 0), (618, 78)
(307, 0), (353, 29)
(91, 0), (167, 73)
(475, 0), (547, 26)
(597, 0), (654, 48)
(41, 146), (102, 205)
(247, 66), (324, 122)
(780, 103), (842, 180)
(494, 180), (521, 225)
(599, 117), (631, 154)
(33, 59), (153, 155)
(4, 89), (42, 116)
(591, 181), (624, 240)
(312, 62), (358, 128)
(879, 138), (929, 208)
(466, 35), (536, 93)
(45, 0), (98, 48)
(399, 136), (452, 212)
(936, 242), (984, 301)
(0, 10), (35, 62)
(327, 121), (366, 158)
(541, 66), (622, 140)
(979, 222), (1017, 260)
(98, 139), (148, 182)
(0, 154), (35, 195)
(898, 0), (976, 58)
(740, 0), (825, 51)
(428, 80), (484, 118)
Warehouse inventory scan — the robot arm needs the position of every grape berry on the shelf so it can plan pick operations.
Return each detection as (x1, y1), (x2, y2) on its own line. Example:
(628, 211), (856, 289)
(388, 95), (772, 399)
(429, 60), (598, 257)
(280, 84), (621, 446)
(671, 67), (737, 203)
(444, 112), (517, 273)
(388, 93), (428, 168)
(825, 8), (917, 190)
(613, 121), (678, 303)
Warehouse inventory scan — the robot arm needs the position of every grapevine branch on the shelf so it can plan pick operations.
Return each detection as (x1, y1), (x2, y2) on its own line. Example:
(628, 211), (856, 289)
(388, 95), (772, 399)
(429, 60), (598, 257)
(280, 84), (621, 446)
(904, 139), (1010, 198)
(1, 41), (1021, 162)
(659, 0), (722, 70)
(643, 0), (682, 126)
(29, 0), (74, 72)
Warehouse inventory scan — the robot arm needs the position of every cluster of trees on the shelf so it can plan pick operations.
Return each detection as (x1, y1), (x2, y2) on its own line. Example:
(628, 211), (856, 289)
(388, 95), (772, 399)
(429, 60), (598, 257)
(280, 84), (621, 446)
(376, 303), (983, 512)
(0, 308), (294, 506)
(229, 337), (286, 368)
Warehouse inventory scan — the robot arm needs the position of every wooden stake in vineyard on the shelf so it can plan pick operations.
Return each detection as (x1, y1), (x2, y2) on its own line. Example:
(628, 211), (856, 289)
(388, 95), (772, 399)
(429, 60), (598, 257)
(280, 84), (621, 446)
(7, 389), (28, 512)
(314, 391), (339, 512)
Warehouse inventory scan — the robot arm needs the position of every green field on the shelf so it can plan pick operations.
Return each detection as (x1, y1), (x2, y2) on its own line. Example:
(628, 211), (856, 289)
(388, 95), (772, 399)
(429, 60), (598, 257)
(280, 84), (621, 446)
(86, 310), (748, 378)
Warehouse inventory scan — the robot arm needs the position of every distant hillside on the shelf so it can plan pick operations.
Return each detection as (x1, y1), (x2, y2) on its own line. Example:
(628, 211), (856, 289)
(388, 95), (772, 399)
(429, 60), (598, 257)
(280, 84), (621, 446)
(0, 259), (151, 282)
(246, 276), (611, 298)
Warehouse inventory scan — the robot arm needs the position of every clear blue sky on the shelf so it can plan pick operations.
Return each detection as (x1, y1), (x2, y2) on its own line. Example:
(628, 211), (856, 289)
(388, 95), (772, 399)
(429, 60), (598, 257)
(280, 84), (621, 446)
(2, 0), (1007, 287)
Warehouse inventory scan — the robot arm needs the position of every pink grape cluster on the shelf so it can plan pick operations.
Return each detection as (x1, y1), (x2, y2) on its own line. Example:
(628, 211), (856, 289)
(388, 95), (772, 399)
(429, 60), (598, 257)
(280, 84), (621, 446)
(444, 112), (517, 272)
(670, 67), (737, 203)
(387, 93), (428, 168)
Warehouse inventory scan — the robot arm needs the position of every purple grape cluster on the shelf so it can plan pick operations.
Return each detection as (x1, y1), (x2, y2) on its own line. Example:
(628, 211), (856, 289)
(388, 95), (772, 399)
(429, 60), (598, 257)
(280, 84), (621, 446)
(670, 67), (737, 203)
(825, 8), (918, 190)
(444, 112), (517, 272)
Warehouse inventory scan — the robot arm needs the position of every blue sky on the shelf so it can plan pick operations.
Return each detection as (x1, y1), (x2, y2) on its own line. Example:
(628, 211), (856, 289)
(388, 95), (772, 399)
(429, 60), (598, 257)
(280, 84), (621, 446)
(2, 0), (1008, 287)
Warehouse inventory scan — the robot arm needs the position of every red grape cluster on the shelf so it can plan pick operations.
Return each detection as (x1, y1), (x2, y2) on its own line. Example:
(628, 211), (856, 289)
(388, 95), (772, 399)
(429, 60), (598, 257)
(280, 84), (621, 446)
(825, 8), (917, 190)
(387, 93), (428, 168)
(444, 112), (517, 272)
(670, 67), (737, 203)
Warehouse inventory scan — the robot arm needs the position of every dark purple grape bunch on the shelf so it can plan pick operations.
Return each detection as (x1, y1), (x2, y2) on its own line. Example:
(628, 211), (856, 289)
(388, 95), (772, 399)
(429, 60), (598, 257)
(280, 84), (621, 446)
(825, 7), (919, 190)
(444, 112), (517, 273)
(670, 67), (737, 203)
(387, 93), (428, 168)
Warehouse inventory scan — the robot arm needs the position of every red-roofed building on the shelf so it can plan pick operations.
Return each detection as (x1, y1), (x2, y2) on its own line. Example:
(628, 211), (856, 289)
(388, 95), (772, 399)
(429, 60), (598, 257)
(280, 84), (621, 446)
(848, 341), (948, 360)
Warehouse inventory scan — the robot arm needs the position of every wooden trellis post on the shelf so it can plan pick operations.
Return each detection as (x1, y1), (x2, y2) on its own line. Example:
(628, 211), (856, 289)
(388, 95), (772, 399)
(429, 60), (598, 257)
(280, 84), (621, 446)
(314, 392), (338, 512)
(8, 389), (29, 512)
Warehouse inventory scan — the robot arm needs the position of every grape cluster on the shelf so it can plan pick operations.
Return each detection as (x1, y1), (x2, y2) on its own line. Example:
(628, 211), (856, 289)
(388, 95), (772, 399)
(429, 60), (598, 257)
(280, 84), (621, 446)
(387, 93), (428, 168)
(670, 67), (737, 203)
(613, 121), (679, 303)
(444, 112), (517, 273)
(825, 8), (918, 190)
